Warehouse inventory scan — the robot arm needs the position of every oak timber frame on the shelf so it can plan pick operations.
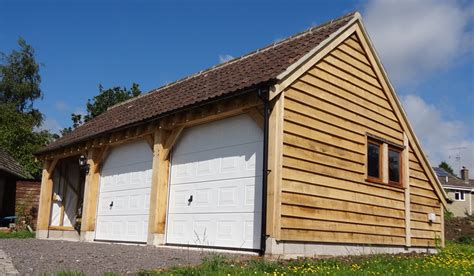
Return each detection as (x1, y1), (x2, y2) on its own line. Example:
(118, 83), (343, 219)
(36, 92), (266, 243)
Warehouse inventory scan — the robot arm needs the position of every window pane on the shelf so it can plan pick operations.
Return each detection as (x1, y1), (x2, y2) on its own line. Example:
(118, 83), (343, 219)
(389, 149), (400, 183)
(367, 143), (380, 178)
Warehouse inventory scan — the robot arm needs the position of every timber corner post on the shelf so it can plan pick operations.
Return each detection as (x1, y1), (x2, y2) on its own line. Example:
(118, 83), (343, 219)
(36, 159), (56, 239)
(264, 90), (285, 256)
(80, 148), (102, 242)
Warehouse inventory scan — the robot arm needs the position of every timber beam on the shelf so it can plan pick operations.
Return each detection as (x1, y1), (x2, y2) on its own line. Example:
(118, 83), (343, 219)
(159, 92), (262, 129)
(40, 121), (158, 161)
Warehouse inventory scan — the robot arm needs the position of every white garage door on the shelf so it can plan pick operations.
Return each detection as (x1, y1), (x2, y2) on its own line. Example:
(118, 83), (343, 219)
(166, 114), (263, 249)
(95, 140), (152, 243)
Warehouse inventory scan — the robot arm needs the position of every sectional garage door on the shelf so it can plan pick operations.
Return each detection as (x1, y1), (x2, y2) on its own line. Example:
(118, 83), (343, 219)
(95, 140), (152, 243)
(166, 115), (263, 249)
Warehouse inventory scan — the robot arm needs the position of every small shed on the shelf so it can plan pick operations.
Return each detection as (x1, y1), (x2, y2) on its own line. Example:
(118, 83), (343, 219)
(35, 12), (448, 257)
(0, 149), (40, 228)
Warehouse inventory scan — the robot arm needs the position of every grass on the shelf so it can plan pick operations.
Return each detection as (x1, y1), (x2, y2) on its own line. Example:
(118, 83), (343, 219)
(0, 230), (35, 239)
(140, 242), (474, 275)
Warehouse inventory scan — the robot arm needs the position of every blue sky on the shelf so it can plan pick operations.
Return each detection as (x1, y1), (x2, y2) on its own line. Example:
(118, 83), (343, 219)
(1, 0), (473, 172)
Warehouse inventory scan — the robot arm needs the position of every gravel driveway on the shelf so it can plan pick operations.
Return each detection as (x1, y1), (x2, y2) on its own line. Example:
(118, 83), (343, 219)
(0, 239), (248, 275)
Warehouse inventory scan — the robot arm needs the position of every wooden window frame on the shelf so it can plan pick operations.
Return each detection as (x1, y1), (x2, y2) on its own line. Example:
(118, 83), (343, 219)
(366, 139), (383, 184)
(388, 146), (403, 187)
(366, 135), (405, 188)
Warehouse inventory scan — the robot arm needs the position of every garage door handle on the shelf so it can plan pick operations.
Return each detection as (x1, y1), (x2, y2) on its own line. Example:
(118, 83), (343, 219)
(188, 195), (193, 205)
(109, 201), (114, 208)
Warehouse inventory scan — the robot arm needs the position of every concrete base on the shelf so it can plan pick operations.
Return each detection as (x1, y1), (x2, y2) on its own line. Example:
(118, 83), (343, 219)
(80, 231), (95, 242)
(265, 238), (438, 259)
(35, 229), (48, 239)
(46, 230), (80, 241)
(147, 233), (165, 246)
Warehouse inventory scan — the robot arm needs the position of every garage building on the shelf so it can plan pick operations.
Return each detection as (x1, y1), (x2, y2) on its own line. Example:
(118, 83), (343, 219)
(35, 12), (448, 257)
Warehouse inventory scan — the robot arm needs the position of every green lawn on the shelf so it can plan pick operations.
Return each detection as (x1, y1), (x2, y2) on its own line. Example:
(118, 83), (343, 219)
(0, 230), (35, 239)
(141, 242), (474, 275)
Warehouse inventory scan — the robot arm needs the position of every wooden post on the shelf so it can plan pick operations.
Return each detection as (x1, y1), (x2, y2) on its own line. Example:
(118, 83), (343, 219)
(266, 92), (284, 239)
(147, 128), (171, 245)
(440, 205), (445, 248)
(80, 149), (101, 241)
(36, 160), (54, 238)
(147, 129), (164, 244)
(403, 133), (411, 247)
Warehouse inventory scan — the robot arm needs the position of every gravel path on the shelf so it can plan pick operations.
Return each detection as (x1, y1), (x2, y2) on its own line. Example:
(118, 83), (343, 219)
(0, 239), (246, 275)
(0, 249), (19, 275)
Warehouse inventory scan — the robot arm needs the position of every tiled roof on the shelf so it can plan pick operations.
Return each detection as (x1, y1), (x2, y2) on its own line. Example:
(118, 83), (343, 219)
(38, 12), (356, 154)
(433, 167), (473, 189)
(0, 148), (28, 179)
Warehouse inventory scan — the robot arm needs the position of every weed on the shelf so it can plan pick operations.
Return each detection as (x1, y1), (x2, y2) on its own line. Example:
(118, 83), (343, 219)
(0, 230), (35, 239)
(141, 242), (474, 275)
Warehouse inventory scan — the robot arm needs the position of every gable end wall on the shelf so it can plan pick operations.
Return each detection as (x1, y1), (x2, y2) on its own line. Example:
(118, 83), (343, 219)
(279, 33), (442, 247)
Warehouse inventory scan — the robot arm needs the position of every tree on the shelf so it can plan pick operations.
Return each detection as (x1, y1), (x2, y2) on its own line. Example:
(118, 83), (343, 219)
(62, 83), (141, 135)
(0, 38), (53, 179)
(0, 38), (42, 117)
(439, 161), (454, 175)
(0, 104), (52, 178)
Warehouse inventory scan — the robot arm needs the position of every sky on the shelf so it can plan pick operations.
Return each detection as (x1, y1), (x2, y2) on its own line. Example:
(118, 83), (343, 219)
(1, 0), (473, 173)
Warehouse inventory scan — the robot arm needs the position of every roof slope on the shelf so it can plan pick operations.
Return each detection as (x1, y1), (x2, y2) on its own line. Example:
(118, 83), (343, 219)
(0, 148), (28, 179)
(39, 12), (356, 154)
(434, 167), (473, 189)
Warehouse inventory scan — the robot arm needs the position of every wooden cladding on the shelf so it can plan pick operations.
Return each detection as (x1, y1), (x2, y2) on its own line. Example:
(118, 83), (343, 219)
(280, 33), (441, 247)
(409, 145), (442, 247)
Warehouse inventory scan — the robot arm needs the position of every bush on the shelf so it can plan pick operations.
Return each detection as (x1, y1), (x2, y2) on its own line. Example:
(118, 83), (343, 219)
(444, 209), (455, 221)
(458, 235), (473, 244)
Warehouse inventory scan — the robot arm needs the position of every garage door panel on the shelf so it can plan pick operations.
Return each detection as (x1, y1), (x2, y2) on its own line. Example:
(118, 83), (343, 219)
(167, 213), (261, 249)
(95, 214), (148, 243)
(173, 115), (263, 157)
(97, 189), (150, 216)
(102, 141), (153, 168)
(169, 176), (262, 214)
(167, 115), (262, 250)
(171, 142), (263, 185)
(100, 163), (152, 193)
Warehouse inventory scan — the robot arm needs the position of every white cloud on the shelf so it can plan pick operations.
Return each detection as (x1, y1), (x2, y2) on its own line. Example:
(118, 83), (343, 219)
(363, 0), (473, 84)
(402, 94), (474, 174)
(55, 100), (69, 112)
(218, 54), (234, 63)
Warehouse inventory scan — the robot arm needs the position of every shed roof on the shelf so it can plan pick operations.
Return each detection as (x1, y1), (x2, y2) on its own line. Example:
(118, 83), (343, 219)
(38, 12), (356, 154)
(0, 148), (29, 179)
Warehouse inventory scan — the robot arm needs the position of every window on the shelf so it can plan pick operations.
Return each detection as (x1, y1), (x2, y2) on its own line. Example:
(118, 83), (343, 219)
(366, 135), (404, 187)
(388, 147), (402, 185)
(454, 191), (465, 201)
(367, 141), (382, 181)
